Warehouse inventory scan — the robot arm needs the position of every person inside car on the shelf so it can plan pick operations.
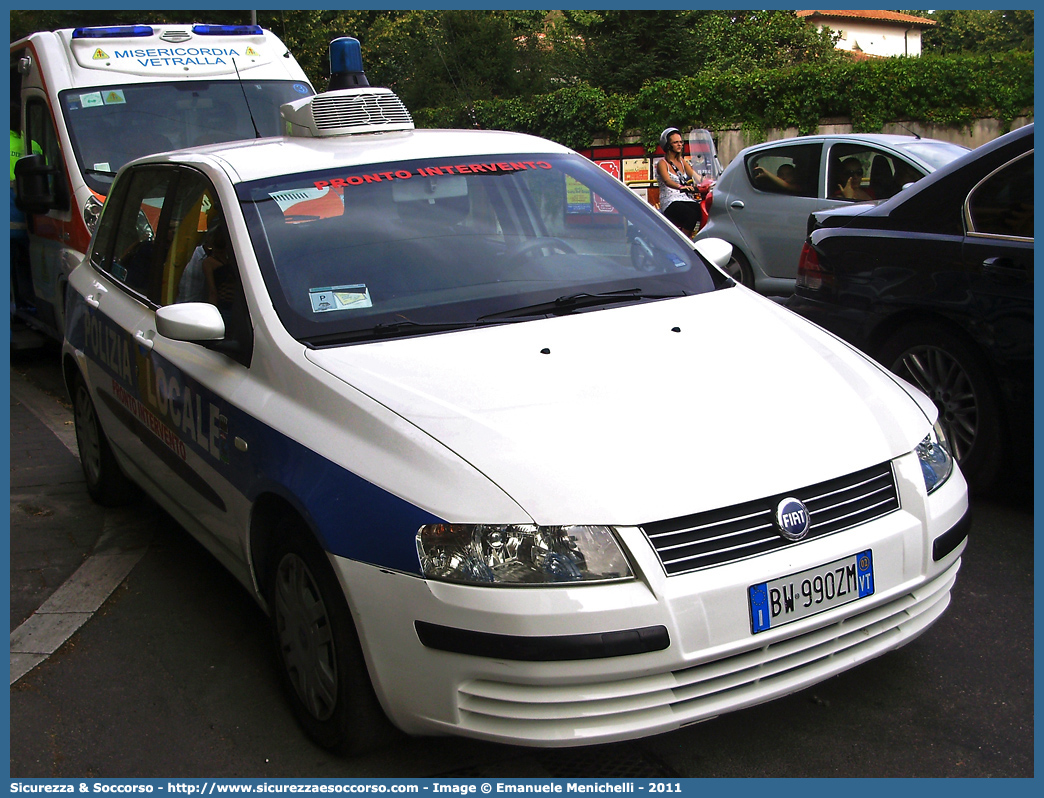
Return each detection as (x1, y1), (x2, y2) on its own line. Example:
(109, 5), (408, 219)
(752, 162), (799, 192)
(832, 158), (874, 201)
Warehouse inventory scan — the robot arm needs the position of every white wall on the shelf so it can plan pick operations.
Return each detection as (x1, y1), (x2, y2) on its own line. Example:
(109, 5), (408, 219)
(823, 21), (923, 58)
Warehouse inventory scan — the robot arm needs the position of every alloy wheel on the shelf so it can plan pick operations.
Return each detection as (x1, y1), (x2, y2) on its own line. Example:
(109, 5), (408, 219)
(892, 344), (977, 463)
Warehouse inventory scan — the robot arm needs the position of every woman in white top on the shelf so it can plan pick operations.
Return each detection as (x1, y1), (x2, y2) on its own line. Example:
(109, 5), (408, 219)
(655, 127), (701, 238)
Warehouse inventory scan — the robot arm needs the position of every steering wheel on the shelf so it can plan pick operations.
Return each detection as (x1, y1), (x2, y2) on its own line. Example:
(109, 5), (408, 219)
(630, 238), (660, 273)
(503, 237), (576, 265)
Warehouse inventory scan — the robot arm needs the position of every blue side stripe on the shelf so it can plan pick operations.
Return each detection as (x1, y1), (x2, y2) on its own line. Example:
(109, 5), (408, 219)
(67, 293), (443, 575)
(232, 409), (442, 574)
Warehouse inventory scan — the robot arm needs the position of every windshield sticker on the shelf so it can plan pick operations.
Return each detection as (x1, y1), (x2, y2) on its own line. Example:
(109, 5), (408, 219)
(309, 285), (372, 313)
(93, 162), (112, 173)
(293, 83), (310, 94)
(102, 89), (127, 105)
(312, 161), (552, 191)
(79, 92), (105, 109)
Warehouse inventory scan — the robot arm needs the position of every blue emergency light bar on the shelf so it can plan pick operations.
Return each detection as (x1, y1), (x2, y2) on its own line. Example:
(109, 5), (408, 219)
(192, 25), (263, 36)
(72, 25), (154, 39)
(327, 37), (369, 91)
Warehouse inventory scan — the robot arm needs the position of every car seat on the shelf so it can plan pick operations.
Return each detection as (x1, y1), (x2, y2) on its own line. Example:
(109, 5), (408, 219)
(870, 156), (896, 200)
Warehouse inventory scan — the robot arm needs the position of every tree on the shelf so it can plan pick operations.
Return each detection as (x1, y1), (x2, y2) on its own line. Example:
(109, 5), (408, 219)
(540, 10), (704, 94)
(913, 9), (1035, 54)
(698, 10), (843, 72)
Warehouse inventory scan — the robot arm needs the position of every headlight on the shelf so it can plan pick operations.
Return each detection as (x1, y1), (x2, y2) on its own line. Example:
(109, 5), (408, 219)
(917, 421), (953, 494)
(416, 523), (633, 586)
(83, 195), (104, 235)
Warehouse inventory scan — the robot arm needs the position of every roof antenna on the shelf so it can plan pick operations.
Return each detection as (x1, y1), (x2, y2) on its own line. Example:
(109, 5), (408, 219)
(896, 122), (922, 140)
(232, 58), (262, 138)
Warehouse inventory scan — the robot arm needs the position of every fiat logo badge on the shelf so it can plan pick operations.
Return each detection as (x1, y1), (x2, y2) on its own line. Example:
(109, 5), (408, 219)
(775, 497), (810, 541)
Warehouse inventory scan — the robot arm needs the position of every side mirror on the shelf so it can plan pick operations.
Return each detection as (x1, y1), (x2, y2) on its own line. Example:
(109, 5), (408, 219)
(155, 303), (226, 342)
(693, 237), (733, 270)
(14, 153), (68, 214)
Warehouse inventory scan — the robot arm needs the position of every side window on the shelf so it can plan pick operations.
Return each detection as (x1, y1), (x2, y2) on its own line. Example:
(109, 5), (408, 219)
(745, 143), (820, 198)
(164, 168), (254, 366)
(89, 171), (132, 271)
(163, 170), (222, 306)
(967, 152), (1034, 239)
(103, 168), (175, 303)
(23, 97), (65, 208)
(828, 144), (926, 202)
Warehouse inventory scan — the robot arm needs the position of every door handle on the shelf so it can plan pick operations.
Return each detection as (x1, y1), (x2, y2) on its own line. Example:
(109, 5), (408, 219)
(730, 200), (745, 209)
(86, 284), (107, 308)
(134, 330), (155, 350)
(983, 257), (1027, 282)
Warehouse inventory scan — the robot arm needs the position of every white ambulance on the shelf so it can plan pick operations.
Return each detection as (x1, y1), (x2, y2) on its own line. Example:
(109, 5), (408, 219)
(11, 23), (314, 340)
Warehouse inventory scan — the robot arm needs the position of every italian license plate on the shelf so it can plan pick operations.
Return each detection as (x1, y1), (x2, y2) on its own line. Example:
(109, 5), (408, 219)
(749, 550), (875, 634)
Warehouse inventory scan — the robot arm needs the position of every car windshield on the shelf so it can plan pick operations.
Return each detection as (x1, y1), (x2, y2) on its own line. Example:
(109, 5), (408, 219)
(60, 79), (313, 194)
(239, 153), (723, 344)
(895, 140), (969, 170)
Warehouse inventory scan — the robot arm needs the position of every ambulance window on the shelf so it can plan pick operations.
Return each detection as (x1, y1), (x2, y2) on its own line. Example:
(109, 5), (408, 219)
(23, 98), (67, 210)
(104, 167), (175, 303)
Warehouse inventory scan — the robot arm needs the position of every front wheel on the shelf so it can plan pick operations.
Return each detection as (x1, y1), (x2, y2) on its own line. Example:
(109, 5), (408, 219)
(877, 323), (1002, 493)
(268, 518), (396, 754)
(71, 373), (138, 506)
(723, 248), (754, 288)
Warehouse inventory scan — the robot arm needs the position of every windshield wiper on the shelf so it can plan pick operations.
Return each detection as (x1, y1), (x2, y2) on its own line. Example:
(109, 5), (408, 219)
(303, 320), (477, 346)
(301, 289), (687, 346)
(477, 288), (686, 321)
(303, 317), (533, 346)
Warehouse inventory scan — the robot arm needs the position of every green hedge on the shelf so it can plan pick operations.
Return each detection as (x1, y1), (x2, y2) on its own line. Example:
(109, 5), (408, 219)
(413, 52), (1033, 152)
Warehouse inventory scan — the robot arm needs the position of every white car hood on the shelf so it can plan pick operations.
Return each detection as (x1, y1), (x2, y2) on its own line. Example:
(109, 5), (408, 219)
(305, 289), (931, 526)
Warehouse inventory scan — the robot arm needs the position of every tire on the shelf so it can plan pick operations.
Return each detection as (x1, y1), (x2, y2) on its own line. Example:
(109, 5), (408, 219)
(877, 323), (1002, 493)
(71, 374), (139, 506)
(724, 248), (754, 288)
(267, 517), (397, 754)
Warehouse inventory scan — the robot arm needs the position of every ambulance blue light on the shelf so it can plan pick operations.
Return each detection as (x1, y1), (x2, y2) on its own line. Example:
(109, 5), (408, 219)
(327, 37), (369, 91)
(72, 26), (154, 39)
(330, 37), (365, 75)
(192, 25), (263, 36)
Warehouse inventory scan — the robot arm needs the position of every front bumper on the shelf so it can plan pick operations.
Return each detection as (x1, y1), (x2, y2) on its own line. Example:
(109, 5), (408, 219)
(332, 452), (968, 747)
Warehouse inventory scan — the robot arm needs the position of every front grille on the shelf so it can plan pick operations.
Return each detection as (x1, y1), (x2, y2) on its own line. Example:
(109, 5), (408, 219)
(311, 91), (413, 131)
(643, 462), (899, 576)
(455, 559), (957, 745)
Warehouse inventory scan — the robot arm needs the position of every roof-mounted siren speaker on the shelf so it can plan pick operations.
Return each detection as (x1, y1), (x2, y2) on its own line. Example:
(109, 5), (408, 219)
(280, 37), (414, 138)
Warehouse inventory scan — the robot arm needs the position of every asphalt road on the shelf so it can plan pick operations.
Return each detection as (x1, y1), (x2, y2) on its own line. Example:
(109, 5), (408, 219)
(8, 341), (1034, 779)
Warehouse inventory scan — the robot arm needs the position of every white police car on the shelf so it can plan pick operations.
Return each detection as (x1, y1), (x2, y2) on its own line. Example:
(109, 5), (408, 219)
(63, 39), (969, 752)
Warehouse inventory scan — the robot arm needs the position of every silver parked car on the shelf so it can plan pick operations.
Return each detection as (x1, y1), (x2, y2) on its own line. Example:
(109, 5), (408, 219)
(696, 134), (969, 296)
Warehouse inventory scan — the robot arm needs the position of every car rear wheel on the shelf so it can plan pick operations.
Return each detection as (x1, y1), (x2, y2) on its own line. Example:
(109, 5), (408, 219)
(878, 324), (1002, 493)
(268, 517), (396, 754)
(724, 248), (754, 288)
(71, 374), (138, 506)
